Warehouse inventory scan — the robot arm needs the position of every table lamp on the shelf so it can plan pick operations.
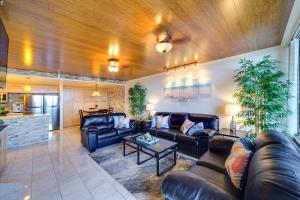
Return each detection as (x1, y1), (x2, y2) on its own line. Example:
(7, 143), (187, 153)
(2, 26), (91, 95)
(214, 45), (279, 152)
(225, 104), (241, 135)
(146, 104), (155, 119)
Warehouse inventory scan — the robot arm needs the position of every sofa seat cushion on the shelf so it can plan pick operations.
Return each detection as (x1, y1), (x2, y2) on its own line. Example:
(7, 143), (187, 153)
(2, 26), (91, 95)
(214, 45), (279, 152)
(254, 130), (297, 152)
(116, 128), (133, 135)
(97, 128), (113, 134)
(176, 133), (196, 143)
(190, 165), (242, 199)
(197, 150), (227, 174)
(97, 131), (117, 140)
(157, 129), (180, 141)
(146, 127), (160, 135)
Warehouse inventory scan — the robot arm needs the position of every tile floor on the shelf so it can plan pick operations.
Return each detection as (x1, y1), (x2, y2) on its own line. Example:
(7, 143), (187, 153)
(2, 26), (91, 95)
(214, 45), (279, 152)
(0, 126), (136, 200)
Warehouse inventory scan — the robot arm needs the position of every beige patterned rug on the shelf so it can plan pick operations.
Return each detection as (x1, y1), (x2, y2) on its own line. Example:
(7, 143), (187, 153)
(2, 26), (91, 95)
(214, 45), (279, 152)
(90, 143), (196, 200)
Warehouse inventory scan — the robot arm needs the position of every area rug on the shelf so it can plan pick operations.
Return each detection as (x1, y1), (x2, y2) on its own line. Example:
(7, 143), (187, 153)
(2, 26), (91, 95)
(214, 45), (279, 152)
(90, 143), (196, 200)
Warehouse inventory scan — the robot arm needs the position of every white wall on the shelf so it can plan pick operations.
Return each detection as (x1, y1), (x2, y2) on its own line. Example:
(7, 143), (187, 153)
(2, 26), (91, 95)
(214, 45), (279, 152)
(125, 46), (289, 129)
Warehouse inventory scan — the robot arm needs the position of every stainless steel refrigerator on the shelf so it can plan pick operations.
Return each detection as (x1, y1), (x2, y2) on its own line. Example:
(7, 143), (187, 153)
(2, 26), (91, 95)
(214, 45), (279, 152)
(24, 94), (60, 131)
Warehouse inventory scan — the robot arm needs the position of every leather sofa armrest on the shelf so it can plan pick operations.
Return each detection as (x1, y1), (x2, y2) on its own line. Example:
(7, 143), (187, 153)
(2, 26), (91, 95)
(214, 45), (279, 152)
(208, 137), (235, 155)
(81, 126), (99, 152)
(144, 120), (151, 128)
(82, 126), (99, 134)
(129, 120), (138, 133)
(194, 129), (217, 140)
(162, 170), (236, 200)
(195, 129), (217, 136)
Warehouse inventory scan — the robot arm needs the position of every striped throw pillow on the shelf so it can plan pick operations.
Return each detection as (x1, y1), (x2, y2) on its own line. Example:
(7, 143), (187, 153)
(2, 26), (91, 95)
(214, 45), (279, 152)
(180, 119), (195, 134)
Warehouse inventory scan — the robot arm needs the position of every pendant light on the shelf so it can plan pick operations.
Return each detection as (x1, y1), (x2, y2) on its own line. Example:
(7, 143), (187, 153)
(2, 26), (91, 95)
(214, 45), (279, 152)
(92, 83), (100, 97)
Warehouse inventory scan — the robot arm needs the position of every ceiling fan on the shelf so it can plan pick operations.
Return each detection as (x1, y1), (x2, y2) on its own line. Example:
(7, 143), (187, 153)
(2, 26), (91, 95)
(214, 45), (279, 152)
(153, 25), (191, 53)
(98, 58), (129, 73)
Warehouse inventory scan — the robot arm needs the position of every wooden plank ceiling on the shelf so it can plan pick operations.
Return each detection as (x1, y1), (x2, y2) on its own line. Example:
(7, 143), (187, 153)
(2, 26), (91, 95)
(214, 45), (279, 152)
(0, 0), (294, 80)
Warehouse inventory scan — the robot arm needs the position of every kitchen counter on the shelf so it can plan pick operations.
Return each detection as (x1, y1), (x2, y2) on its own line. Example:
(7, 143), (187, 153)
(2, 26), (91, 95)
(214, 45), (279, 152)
(0, 114), (49, 149)
(0, 113), (46, 119)
(0, 125), (8, 173)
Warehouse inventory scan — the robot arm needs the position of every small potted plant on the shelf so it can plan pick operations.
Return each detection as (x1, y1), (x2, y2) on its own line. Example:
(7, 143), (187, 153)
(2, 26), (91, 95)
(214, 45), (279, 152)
(0, 105), (8, 116)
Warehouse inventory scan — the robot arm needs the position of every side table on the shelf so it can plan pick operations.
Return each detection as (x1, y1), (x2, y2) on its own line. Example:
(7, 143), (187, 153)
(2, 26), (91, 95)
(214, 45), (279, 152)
(216, 128), (248, 138)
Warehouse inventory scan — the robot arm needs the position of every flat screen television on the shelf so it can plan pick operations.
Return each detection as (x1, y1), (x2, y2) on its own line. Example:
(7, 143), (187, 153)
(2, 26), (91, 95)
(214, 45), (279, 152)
(0, 18), (8, 89)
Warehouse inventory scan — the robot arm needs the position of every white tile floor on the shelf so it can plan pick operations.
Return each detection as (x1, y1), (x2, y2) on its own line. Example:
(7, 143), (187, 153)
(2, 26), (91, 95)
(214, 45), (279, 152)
(0, 126), (136, 200)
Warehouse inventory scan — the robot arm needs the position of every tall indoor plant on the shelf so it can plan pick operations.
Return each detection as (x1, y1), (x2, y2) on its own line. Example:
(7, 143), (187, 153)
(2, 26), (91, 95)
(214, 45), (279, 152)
(233, 55), (291, 136)
(128, 83), (147, 120)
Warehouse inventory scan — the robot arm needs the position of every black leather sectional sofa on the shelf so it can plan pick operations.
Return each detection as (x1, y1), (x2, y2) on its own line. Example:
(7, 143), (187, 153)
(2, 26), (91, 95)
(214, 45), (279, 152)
(162, 130), (300, 200)
(145, 112), (219, 158)
(81, 113), (137, 152)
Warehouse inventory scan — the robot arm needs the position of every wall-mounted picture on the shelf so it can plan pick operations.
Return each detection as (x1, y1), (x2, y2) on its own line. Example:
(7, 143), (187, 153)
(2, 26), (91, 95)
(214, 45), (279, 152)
(164, 78), (211, 101)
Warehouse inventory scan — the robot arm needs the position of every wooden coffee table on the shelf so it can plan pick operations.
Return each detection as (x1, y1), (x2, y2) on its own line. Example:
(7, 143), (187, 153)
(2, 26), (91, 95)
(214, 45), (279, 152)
(123, 133), (178, 176)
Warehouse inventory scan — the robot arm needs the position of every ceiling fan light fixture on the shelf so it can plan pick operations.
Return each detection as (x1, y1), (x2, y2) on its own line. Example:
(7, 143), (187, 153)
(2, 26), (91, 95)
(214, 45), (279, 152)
(108, 65), (119, 72)
(156, 41), (172, 53)
(108, 58), (119, 72)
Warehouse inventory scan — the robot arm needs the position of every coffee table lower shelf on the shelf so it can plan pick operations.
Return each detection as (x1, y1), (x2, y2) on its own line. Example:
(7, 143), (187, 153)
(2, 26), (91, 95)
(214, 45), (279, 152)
(123, 140), (177, 177)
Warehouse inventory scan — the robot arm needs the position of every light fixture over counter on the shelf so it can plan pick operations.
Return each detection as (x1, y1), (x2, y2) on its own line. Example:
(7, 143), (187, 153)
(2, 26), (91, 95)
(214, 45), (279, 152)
(108, 58), (119, 72)
(92, 84), (100, 97)
(24, 77), (32, 92)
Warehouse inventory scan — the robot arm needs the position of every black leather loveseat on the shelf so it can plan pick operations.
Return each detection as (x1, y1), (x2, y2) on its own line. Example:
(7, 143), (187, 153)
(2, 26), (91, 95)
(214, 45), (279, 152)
(81, 113), (137, 152)
(145, 112), (219, 158)
(162, 130), (300, 200)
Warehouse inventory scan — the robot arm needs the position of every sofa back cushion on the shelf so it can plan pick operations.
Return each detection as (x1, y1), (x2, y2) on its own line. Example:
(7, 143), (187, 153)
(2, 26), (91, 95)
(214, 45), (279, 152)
(254, 130), (297, 152)
(244, 131), (300, 200)
(81, 114), (108, 129)
(170, 113), (188, 130)
(108, 113), (126, 128)
(156, 115), (170, 128)
(188, 114), (219, 130)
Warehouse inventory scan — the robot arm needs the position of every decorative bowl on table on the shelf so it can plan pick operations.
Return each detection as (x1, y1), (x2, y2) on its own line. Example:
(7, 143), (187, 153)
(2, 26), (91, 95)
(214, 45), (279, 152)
(136, 132), (159, 146)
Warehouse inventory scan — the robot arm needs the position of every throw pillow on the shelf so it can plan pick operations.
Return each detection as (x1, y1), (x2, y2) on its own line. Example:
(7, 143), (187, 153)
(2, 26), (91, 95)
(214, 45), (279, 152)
(151, 115), (162, 128)
(187, 122), (204, 136)
(113, 116), (125, 128)
(225, 137), (253, 190)
(122, 117), (130, 128)
(180, 119), (195, 134)
(156, 115), (170, 128)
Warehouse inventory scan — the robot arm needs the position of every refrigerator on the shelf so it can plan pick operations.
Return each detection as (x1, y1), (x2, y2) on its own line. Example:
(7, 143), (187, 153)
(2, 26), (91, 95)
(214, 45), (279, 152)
(24, 94), (60, 131)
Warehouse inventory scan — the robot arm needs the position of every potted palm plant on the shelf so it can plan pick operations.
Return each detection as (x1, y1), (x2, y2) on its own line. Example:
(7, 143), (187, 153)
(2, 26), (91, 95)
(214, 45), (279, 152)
(233, 55), (291, 138)
(128, 83), (147, 121)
